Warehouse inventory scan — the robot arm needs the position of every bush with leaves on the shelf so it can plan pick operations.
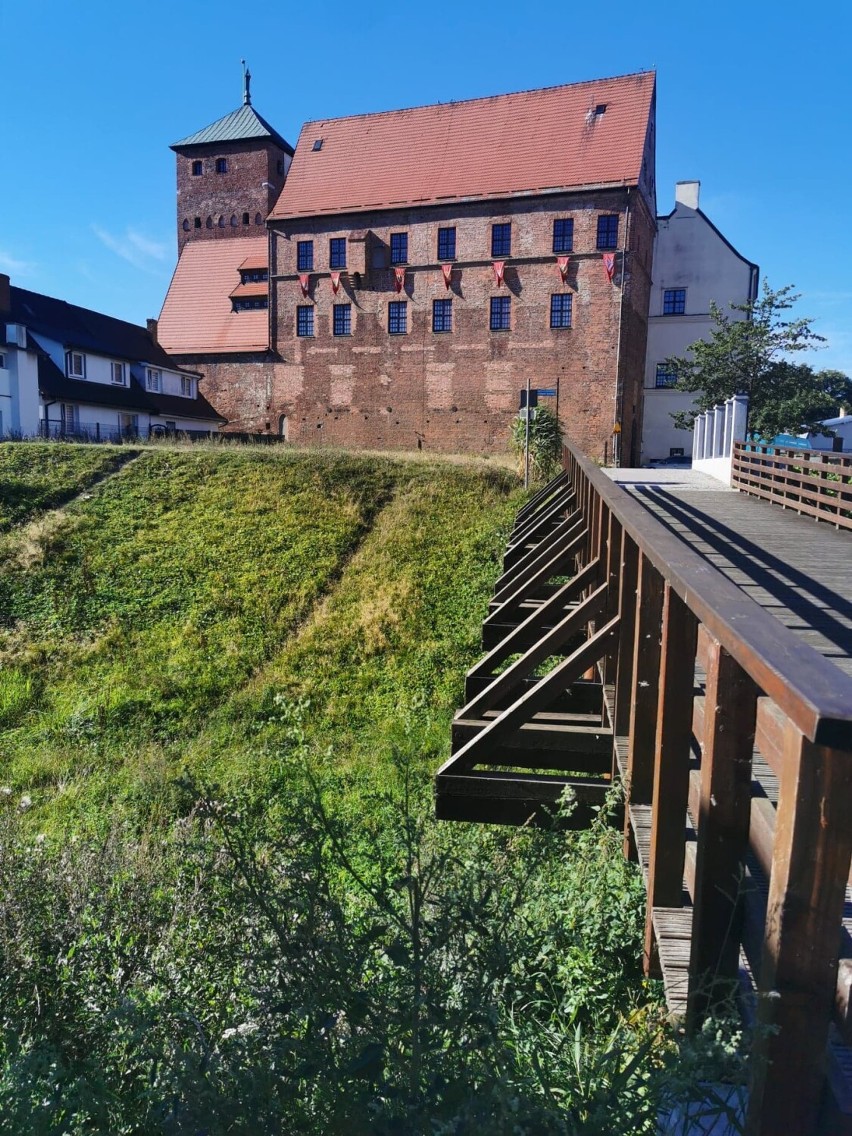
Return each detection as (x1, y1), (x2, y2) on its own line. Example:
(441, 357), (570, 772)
(511, 405), (564, 483)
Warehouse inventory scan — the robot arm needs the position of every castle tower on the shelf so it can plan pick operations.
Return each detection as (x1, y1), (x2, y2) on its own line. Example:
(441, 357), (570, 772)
(171, 69), (294, 253)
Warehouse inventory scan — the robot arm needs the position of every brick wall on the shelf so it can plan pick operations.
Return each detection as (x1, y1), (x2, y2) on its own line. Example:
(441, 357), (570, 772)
(182, 188), (654, 462)
(174, 139), (288, 254)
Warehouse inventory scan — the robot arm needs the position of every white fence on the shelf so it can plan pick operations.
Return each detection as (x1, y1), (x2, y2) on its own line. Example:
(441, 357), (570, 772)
(692, 395), (748, 484)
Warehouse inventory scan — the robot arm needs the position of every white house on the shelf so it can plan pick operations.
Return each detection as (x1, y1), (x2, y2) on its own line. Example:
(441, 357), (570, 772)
(0, 274), (225, 440)
(640, 182), (759, 464)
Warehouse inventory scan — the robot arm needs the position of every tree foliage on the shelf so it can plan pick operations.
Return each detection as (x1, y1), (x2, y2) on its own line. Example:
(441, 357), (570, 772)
(667, 283), (852, 440)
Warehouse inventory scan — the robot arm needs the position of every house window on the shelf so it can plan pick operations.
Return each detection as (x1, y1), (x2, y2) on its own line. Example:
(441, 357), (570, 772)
(655, 364), (678, 388)
(215, 158), (228, 174)
(110, 362), (125, 385)
(180, 376), (194, 397)
(390, 232), (408, 265)
(146, 368), (162, 392)
(432, 298), (452, 333)
(297, 305), (314, 337)
(333, 303), (351, 336)
(119, 413), (139, 437)
(597, 214), (619, 250)
(240, 270), (269, 283)
(491, 222), (511, 257)
(388, 301), (407, 335)
(490, 296), (511, 331)
(550, 293), (573, 329)
(60, 404), (79, 432)
(0, 353), (6, 369)
(192, 160), (203, 176)
(329, 238), (347, 269)
(553, 218), (574, 253)
(232, 298), (268, 311)
(297, 240), (314, 271)
(65, 351), (85, 378)
(437, 226), (456, 261)
(662, 288), (686, 315)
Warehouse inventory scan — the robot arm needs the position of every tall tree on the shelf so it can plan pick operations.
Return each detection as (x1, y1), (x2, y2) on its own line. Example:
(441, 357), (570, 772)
(668, 283), (850, 438)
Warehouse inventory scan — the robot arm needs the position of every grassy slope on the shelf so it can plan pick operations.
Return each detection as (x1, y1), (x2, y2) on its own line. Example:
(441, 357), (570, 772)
(0, 446), (519, 827)
(0, 442), (133, 531)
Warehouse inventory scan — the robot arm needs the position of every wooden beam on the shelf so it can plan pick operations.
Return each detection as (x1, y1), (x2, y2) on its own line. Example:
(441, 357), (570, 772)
(747, 730), (852, 1136)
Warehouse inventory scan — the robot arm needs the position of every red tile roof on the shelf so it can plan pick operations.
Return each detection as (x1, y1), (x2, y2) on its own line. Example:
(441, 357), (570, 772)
(228, 281), (268, 299)
(158, 238), (269, 355)
(271, 72), (655, 220)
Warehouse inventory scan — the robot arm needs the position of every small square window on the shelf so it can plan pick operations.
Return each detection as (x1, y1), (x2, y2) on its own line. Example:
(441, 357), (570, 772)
(146, 368), (162, 392)
(180, 376), (194, 397)
(333, 303), (351, 336)
(297, 240), (314, 271)
(662, 289), (686, 315)
(390, 233), (408, 265)
(110, 362), (125, 385)
(597, 214), (619, 250)
(191, 160), (203, 176)
(437, 227), (456, 260)
(388, 301), (407, 335)
(65, 351), (85, 378)
(550, 294), (573, 329)
(329, 238), (347, 269)
(655, 364), (678, 388)
(553, 218), (574, 254)
(491, 222), (511, 258)
(490, 296), (511, 331)
(297, 306), (314, 337)
(215, 158), (228, 174)
(432, 299), (452, 333)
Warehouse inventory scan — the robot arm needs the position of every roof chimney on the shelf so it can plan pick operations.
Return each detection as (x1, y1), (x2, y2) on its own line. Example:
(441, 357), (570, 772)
(147, 318), (159, 345)
(675, 181), (700, 210)
(0, 274), (10, 317)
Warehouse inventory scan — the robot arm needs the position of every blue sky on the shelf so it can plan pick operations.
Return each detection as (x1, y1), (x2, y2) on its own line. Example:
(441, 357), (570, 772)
(3, 0), (850, 373)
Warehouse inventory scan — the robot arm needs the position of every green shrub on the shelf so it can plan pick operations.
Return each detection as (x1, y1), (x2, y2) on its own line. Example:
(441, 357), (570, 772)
(510, 406), (564, 483)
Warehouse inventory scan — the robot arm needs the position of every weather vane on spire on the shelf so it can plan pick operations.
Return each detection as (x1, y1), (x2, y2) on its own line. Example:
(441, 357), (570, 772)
(241, 59), (252, 106)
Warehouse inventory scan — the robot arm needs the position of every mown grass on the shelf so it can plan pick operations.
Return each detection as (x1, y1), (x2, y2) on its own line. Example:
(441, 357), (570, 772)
(0, 441), (133, 531)
(0, 446), (519, 826)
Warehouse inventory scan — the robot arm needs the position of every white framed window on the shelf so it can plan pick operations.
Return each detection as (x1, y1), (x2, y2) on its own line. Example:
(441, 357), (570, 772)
(180, 376), (194, 397)
(119, 413), (139, 437)
(111, 361), (125, 385)
(65, 351), (86, 378)
(146, 368), (162, 392)
(60, 403), (79, 431)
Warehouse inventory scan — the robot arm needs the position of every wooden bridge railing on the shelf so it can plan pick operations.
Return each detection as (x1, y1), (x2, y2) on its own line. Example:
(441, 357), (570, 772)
(436, 441), (852, 1134)
(733, 441), (852, 531)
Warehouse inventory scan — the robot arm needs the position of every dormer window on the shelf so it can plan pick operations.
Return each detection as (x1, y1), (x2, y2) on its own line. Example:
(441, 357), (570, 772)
(240, 269), (269, 284)
(146, 368), (162, 392)
(111, 362), (125, 385)
(180, 376), (194, 397)
(65, 351), (85, 378)
(215, 158), (228, 174)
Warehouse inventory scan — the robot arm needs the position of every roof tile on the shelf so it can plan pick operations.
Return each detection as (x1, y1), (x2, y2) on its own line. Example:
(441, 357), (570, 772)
(159, 238), (269, 355)
(272, 72), (655, 220)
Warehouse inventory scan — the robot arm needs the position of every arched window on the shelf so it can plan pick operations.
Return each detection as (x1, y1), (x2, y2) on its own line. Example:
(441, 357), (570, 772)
(182, 219), (190, 232)
(230, 214), (238, 227)
(218, 215), (225, 228)
(278, 414), (288, 440)
(255, 212), (263, 225)
(194, 217), (201, 229)
(242, 212), (250, 225)
(205, 216), (213, 229)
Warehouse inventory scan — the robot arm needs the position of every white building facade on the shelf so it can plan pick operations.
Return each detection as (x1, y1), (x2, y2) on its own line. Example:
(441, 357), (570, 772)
(640, 182), (759, 464)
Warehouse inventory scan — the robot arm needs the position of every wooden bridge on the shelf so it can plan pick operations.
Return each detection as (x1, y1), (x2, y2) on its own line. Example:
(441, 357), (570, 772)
(436, 441), (852, 1135)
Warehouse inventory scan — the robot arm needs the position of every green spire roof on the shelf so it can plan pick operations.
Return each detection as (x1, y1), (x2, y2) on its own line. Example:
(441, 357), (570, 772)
(171, 104), (293, 154)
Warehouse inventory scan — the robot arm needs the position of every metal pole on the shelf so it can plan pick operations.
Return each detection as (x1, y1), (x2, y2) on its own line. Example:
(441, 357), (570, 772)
(524, 372), (531, 489)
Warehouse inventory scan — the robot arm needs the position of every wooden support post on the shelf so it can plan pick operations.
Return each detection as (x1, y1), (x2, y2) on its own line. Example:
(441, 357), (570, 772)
(613, 537), (639, 741)
(623, 555), (664, 855)
(687, 640), (757, 1029)
(602, 511), (622, 687)
(746, 730), (852, 1136)
(643, 585), (697, 974)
